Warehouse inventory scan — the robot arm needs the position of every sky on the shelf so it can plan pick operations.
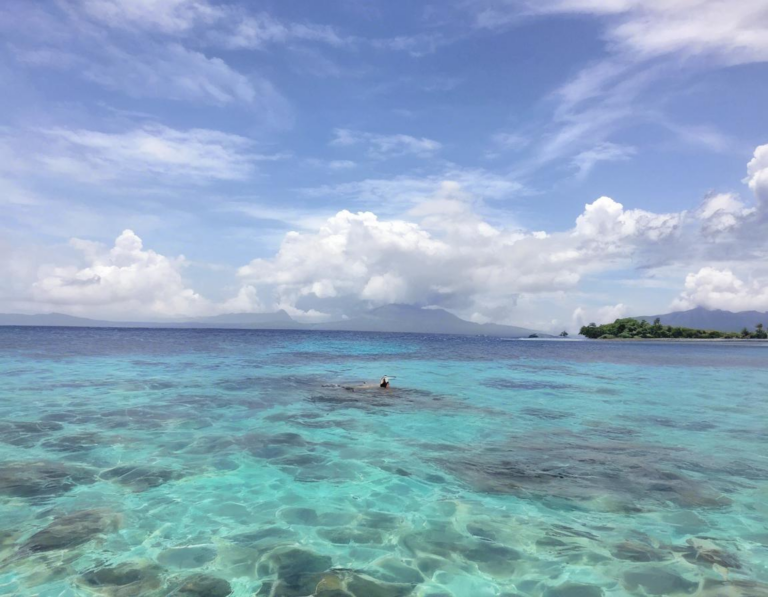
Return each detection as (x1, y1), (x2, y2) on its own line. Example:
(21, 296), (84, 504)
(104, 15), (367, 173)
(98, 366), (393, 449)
(1, 0), (768, 331)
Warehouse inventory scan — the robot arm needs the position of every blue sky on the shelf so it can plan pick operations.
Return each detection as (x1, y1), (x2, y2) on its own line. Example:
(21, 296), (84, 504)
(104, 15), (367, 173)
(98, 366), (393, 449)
(2, 0), (768, 330)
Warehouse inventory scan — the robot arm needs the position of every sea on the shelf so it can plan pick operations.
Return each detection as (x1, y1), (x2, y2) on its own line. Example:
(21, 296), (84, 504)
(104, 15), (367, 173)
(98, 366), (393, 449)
(0, 327), (767, 597)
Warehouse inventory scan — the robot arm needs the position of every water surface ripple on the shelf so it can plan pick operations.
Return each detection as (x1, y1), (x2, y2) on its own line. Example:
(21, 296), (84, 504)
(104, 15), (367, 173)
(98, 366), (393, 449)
(1, 328), (767, 596)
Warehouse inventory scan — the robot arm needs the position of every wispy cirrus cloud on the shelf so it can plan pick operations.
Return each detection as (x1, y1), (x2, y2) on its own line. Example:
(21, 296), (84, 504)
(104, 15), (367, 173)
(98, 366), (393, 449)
(28, 124), (283, 184)
(1, 1), (286, 116)
(473, 0), (768, 65)
(330, 128), (442, 159)
(78, 0), (222, 34)
(572, 142), (636, 179)
(302, 167), (525, 211)
(85, 43), (287, 111)
(474, 0), (768, 180)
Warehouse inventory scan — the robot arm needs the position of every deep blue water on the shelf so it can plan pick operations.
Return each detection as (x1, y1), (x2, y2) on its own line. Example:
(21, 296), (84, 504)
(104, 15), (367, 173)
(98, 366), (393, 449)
(0, 327), (767, 597)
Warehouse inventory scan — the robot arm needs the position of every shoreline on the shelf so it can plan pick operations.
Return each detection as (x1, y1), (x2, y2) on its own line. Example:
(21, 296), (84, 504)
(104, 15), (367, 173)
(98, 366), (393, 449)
(592, 337), (768, 343)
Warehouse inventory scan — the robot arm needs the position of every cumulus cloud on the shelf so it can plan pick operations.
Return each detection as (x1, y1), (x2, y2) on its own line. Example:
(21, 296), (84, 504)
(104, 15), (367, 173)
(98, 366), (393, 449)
(37, 124), (271, 183)
(696, 192), (756, 236)
(672, 267), (768, 312)
(331, 129), (442, 159)
(6, 144), (768, 325)
(746, 143), (768, 206)
(31, 230), (210, 318)
(573, 196), (682, 242)
(235, 190), (677, 322)
(572, 303), (628, 328)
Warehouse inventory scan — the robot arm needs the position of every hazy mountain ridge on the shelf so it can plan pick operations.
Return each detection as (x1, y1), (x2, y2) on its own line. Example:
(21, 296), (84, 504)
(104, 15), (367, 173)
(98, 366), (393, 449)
(635, 307), (768, 333)
(0, 305), (545, 337)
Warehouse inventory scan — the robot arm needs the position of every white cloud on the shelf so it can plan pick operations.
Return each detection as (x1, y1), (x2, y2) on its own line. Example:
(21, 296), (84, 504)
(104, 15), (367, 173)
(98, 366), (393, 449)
(6, 145), (768, 325)
(473, 1), (768, 178)
(369, 33), (447, 57)
(672, 267), (768, 312)
(85, 43), (285, 110)
(573, 196), (682, 242)
(306, 158), (357, 170)
(31, 230), (210, 318)
(331, 129), (442, 159)
(236, 189), (678, 322)
(216, 12), (345, 49)
(37, 124), (267, 183)
(78, 0), (346, 51)
(79, 0), (221, 34)
(572, 303), (628, 328)
(512, 0), (768, 65)
(304, 168), (524, 209)
(696, 192), (756, 235)
(217, 202), (331, 230)
(572, 142), (635, 178)
(746, 143), (768, 206)
(2, 4), (291, 113)
(491, 132), (528, 151)
(328, 160), (357, 170)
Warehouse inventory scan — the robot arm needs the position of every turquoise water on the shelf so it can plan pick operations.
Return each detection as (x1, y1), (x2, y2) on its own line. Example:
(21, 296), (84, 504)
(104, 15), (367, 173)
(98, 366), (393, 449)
(1, 328), (767, 597)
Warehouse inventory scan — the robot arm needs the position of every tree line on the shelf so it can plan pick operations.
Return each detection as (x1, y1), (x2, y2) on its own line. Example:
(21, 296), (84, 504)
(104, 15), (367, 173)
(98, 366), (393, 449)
(580, 317), (768, 340)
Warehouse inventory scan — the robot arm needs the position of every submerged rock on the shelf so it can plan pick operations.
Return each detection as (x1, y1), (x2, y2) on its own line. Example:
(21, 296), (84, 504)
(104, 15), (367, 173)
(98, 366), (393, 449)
(543, 583), (604, 597)
(261, 569), (414, 597)
(78, 561), (163, 596)
(0, 421), (64, 447)
(99, 465), (183, 491)
(415, 556), (447, 579)
(279, 507), (320, 526)
(229, 526), (295, 550)
(466, 522), (497, 541)
(318, 527), (384, 545)
(158, 544), (217, 569)
(370, 558), (424, 584)
(698, 579), (768, 597)
(22, 509), (121, 552)
(463, 542), (521, 576)
(611, 540), (672, 562)
(438, 433), (733, 512)
(267, 547), (333, 580)
(0, 461), (95, 500)
(175, 574), (232, 597)
(680, 537), (741, 569)
(42, 432), (102, 453)
(401, 527), (466, 559)
(623, 567), (698, 595)
(273, 453), (329, 467)
(346, 574), (413, 597)
(359, 511), (402, 531)
(259, 548), (415, 597)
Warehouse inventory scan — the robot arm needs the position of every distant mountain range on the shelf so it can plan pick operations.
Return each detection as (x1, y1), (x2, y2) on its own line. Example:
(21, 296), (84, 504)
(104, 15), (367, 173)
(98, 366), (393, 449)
(0, 304), (545, 338)
(635, 307), (768, 333)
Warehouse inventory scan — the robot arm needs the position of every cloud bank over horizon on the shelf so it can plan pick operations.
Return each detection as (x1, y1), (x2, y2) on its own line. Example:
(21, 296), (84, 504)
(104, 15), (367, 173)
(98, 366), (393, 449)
(2, 0), (768, 330)
(5, 143), (768, 330)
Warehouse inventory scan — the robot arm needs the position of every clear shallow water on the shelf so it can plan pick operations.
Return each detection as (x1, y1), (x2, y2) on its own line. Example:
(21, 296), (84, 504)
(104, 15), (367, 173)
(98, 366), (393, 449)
(0, 328), (767, 597)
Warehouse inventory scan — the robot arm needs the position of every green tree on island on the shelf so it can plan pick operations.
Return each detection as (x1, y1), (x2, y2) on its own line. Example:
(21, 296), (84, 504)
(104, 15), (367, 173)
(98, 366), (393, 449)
(579, 317), (768, 340)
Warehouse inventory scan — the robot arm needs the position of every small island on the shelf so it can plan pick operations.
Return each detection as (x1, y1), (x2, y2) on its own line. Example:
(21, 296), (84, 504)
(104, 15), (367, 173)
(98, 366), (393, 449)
(580, 318), (768, 340)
